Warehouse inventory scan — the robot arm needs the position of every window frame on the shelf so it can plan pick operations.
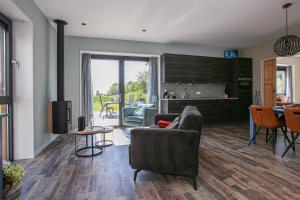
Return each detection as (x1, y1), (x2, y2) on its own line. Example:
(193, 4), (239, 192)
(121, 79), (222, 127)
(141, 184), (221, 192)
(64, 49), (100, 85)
(276, 66), (288, 96)
(0, 12), (13, 161)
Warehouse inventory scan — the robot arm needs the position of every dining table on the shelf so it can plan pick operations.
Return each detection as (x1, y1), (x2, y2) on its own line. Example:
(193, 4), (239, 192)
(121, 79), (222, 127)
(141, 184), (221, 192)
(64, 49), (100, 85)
(249, 107), (285, 144)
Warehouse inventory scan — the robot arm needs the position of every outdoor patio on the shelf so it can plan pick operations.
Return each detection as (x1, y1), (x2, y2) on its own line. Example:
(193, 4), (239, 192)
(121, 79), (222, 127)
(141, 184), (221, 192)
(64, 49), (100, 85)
(93, 111), (119, 127)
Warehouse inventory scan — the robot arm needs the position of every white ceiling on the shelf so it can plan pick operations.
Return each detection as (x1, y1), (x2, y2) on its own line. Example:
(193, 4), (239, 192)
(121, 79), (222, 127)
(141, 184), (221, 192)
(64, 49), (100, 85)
(33, 0), (300, 48)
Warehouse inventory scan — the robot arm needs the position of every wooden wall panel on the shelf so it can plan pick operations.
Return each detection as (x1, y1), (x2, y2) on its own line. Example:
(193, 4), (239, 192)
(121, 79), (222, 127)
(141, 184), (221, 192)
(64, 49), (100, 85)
(263, 59), (276, 106)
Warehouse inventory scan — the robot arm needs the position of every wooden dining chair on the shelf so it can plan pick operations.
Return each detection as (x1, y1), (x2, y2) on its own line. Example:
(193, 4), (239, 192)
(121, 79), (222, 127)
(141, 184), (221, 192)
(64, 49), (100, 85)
(281, 108), (300, 157)
(249, 105), (290, 154)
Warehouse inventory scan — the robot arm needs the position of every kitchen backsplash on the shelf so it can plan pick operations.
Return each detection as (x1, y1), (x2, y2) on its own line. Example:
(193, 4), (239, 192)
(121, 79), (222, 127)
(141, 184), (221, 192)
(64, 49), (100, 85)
(161, 83), (225, 99)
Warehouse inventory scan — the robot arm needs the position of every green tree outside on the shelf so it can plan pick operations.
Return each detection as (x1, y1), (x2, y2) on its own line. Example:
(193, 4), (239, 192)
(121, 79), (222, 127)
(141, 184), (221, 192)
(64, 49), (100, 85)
(94, 70), (149, 112)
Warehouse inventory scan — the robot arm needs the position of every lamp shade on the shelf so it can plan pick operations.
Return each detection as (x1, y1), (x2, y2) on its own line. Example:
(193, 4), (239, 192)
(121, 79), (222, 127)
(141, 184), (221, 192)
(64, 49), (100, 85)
(274, 35), (300, 56)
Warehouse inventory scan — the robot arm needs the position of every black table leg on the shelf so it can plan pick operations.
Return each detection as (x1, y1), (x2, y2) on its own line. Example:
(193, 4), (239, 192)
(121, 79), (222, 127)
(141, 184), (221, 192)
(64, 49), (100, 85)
(75, 134), (103, 157)
(96, 133), (113, 147)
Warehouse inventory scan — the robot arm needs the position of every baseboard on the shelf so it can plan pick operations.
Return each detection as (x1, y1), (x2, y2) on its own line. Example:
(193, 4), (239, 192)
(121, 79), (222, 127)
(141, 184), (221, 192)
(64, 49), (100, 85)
(34, 134), (59, 157)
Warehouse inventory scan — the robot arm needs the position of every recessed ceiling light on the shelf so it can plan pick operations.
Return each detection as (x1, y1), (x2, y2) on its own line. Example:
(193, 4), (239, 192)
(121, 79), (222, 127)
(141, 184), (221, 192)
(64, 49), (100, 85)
(142, 29), (146, 32)
(81, 23), (86, 26)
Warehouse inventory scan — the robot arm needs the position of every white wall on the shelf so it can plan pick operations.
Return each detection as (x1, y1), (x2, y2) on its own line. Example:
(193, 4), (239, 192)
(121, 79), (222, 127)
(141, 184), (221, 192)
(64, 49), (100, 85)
(65, 36), (227, 127)
(294, 67), (300, 103)
(12, 21), (35, 159)
(277, 56), (300, 103)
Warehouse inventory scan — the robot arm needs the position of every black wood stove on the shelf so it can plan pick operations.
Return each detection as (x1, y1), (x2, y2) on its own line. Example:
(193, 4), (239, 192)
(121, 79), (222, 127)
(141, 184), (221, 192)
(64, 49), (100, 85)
(52, 19), (72, 134)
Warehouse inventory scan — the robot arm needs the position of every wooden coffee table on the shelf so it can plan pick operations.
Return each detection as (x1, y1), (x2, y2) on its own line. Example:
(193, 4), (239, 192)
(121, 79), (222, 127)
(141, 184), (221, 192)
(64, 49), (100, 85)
(71, 126), (104, 157)
(95, 126), (114, 147)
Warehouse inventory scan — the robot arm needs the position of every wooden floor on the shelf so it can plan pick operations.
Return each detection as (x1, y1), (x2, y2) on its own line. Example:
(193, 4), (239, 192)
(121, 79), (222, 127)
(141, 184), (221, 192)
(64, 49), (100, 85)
(18, 123), (300, 200)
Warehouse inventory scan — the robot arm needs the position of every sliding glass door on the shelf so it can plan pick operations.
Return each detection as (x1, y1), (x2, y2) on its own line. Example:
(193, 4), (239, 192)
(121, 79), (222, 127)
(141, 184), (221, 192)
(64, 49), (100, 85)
(90, 55), (149, 127)
(124, 60), (149, 107)
(91, 59), (120, 126)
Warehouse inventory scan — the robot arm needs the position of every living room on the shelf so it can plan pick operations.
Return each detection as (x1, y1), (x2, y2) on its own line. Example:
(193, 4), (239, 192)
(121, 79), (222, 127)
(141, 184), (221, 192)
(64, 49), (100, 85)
(0, 0), (300, 199)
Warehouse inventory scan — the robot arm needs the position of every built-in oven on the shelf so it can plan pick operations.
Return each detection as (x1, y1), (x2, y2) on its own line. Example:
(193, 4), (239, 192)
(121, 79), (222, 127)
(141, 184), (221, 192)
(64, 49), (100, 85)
(238, 78), (252, 89)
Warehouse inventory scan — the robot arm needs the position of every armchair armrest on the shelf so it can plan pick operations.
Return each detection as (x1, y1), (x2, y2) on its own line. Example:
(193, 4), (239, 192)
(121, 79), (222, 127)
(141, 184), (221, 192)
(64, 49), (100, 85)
(122, 107), (136, 116)
(154, 113), (181, 124)
(129, 128), (200, 176)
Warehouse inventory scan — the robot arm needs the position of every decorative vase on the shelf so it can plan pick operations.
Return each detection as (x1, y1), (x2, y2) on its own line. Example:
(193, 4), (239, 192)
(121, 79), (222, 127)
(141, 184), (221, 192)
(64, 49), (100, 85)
(254, 91), (262, 105)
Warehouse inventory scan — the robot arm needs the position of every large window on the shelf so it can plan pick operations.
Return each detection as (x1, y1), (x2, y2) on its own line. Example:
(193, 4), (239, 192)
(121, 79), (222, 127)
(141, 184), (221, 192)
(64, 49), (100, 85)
(276, 67), (287, 96)
(0, 12), (13, 161)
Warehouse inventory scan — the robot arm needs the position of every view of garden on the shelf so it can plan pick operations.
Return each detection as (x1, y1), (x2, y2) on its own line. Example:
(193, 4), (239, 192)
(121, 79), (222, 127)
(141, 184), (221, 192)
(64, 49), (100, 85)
(276, 69), (286, 95)
(93, 70), (149, 113)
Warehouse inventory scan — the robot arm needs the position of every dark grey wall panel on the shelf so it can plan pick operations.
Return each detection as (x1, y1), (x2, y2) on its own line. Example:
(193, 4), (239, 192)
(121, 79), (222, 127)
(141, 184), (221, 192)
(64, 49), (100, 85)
(161, 54), (234, 83)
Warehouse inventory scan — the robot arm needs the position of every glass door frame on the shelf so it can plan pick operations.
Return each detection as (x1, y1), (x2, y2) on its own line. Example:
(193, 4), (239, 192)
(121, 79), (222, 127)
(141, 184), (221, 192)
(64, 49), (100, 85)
(0, 12), (13, 161)
(91, 54), (149, 126)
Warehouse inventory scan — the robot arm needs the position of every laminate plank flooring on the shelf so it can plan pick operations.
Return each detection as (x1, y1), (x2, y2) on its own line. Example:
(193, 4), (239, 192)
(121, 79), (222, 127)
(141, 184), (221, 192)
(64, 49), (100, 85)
(17, 124), (300, 200)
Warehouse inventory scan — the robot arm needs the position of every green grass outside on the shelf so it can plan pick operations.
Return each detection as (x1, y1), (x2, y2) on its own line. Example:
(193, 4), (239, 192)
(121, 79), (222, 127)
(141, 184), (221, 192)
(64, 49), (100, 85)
(93, 91), (148, 112)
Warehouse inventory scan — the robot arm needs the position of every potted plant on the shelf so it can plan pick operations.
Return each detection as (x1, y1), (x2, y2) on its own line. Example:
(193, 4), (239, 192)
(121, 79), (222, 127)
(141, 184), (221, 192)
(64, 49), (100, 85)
(3, 163), (25, 200)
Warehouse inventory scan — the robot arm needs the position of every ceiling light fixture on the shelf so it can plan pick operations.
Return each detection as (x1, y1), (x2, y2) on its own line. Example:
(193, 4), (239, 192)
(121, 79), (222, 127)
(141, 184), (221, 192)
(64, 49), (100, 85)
(274, 3), (300, 56)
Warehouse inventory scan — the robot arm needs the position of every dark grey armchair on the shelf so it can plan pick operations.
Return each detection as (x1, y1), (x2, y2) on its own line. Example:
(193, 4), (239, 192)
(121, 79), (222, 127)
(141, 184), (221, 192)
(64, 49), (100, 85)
(129, 106), (203, 190)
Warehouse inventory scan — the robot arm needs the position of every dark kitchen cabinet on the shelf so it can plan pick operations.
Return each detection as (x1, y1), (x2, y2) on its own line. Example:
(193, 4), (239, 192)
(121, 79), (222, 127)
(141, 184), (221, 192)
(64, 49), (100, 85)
(210, 57), (233, 82)
(226, 57), (253, 99)
(233, 57), (253, 104)
(233, 58), (252, 78)
(161, 54), (233, 83)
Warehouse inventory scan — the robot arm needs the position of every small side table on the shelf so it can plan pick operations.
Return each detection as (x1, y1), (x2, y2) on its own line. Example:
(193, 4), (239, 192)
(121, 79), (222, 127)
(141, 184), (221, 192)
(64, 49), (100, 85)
(96, 126), (114, 147)
(71, 126), (104, 157)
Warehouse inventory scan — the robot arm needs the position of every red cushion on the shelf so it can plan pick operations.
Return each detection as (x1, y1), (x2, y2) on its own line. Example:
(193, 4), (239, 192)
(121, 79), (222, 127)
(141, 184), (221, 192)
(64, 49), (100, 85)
(157, 120), (172, 128)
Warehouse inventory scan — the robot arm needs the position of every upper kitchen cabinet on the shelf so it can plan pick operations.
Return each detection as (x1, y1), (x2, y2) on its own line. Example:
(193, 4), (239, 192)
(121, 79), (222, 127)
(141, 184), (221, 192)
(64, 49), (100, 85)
(233, 57), (252, 78)
(210, 57), (233, 82)
(161, 54), (233, 83)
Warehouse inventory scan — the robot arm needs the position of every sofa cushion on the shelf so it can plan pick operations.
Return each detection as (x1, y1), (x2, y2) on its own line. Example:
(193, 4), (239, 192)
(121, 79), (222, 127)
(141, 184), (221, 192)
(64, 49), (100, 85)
(178, 106), (202, 132)
(133, 106), (145, 116)
(166, 116), (181, 129)
(125, 116), (143, 123)
(157, 120), (172, 128)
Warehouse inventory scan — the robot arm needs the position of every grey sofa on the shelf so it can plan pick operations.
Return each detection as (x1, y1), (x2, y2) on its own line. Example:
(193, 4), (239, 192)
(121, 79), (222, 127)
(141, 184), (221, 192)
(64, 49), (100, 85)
(122, 105), (157, 127)
(129, 106), (203, 190)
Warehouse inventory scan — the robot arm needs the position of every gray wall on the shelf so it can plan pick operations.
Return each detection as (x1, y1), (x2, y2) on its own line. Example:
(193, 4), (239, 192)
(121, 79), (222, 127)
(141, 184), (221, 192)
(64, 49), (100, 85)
(12, 0), (57, 154)
(48, 24), (57, 101)
(65, 36), (226, 127)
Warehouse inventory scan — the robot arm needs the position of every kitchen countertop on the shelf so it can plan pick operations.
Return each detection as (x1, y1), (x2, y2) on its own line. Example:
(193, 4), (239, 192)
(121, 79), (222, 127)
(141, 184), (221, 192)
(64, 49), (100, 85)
(161, 97), (239, 100)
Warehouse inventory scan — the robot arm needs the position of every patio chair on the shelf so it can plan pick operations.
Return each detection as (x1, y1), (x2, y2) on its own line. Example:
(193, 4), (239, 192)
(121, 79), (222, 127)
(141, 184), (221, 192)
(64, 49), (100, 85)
(98, 94), (114, 119)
